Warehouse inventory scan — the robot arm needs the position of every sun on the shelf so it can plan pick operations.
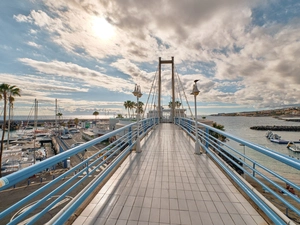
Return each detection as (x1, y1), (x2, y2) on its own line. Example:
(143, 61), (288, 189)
(92, 17), (115, 40)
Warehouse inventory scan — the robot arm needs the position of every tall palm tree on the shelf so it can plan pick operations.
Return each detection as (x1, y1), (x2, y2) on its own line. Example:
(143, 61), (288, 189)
(0, 83), (21, 177)
(92, 111), (99, 120)
(124, 100), (131, 118)
(129, 101), (135, 117)
(136, 101), (144, 115)
(56, 112), (63, 125)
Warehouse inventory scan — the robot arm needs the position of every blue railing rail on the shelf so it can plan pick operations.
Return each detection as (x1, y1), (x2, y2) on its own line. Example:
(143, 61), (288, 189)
(0, 117), (158, 225)
(176, 117), (300, 225)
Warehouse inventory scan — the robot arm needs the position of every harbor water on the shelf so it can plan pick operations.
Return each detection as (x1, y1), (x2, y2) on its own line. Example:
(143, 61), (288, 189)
(207, 116), (300, 183)
(1, 116), (299, 182)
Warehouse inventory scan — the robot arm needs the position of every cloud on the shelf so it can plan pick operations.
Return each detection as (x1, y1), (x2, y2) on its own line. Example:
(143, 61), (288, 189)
(27, 41), (42, 48)
(18, 58), (134, 93)
(8, 0), (300, 114)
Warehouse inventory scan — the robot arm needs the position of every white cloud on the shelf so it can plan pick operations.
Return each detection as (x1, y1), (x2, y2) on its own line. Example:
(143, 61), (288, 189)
(27, 41), (42, 48)
(7, 0), (300, 113)
(18, 58), (134, 93)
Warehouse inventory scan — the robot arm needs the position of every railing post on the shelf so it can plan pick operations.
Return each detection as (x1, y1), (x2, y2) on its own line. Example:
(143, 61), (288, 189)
(86, 162), (89, 175)
(205, 127), (209, 151)
(253, 162), (256, 177)
(129, 126), (132, 146)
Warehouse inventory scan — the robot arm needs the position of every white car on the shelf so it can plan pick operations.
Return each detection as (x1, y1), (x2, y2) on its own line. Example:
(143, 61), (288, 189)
(69, 129), (80, 133)
(61, 134), (72, 139)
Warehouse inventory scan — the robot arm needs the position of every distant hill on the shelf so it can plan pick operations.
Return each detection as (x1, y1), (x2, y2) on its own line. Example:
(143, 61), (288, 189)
(211, 107), (300, 117)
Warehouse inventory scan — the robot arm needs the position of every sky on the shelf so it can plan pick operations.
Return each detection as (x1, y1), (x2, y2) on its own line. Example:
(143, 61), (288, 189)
(0, 0), (300, 118)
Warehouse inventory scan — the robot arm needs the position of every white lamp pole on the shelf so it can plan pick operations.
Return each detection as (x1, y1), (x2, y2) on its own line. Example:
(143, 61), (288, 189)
(133, 84), (143, 153)
(191, 80), (201, 155)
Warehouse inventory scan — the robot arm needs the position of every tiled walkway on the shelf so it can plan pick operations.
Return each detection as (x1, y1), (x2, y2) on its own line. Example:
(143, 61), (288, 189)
(73, 124), (268, 225)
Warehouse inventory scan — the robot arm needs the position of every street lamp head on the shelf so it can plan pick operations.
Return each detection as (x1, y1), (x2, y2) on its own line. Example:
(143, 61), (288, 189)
(133, 84), (142, 97)
(194, 79), (199, 83)
(190, 82), (200, 96)
(132, 84), (139, 97)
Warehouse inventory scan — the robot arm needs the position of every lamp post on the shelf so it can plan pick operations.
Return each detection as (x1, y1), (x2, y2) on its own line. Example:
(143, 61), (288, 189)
(191, 80), (201, 155)
(133, 84), (143, 153)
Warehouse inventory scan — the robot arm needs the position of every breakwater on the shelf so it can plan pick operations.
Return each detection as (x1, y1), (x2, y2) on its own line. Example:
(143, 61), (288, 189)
(250, 125), (300, 131)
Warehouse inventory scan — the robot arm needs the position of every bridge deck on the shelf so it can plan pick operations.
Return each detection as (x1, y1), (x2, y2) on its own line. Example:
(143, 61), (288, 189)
(73, 123), (267, 225)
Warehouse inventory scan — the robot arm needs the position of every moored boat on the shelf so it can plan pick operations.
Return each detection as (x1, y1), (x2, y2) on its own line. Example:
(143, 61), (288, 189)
(286, 141), (300, 153)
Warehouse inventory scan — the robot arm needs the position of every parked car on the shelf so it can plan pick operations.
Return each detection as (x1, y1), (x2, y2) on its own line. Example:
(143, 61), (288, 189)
(61, 134), (73, 139)
(69, 129), (80, 133)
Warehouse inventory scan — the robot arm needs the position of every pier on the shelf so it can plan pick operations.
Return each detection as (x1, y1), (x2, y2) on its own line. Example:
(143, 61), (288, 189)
(1, 57), (299, 224)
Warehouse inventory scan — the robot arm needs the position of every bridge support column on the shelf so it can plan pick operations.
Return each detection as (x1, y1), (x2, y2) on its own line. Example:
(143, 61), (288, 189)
(158, 57), (175, 123)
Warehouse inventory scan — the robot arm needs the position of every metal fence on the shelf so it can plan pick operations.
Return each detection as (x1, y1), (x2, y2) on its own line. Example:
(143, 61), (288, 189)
(0, 118), (158, 225)
(176, 117), (300, 224)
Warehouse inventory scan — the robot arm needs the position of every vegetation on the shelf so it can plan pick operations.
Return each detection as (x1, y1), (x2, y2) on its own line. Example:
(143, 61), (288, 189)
(168, 100), (181, 109)
(56, 112), (63, 125)
(92, 111), (99, 120)
(0, 83), (21, 177)
(136, 101), (144, 115)
(116, 114), (123, 118)
(74, 118), (79, 127)
(210, 122), (226, 142)
(124, 100), (135, 118)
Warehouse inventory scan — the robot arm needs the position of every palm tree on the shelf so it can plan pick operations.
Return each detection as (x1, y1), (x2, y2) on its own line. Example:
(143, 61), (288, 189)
(92, 111), (99, 120)
(56, 112), (63, 125)
(175, 101), (181, 108)
(136, 101), (144, 115)
(74, 118), (79, 128)
(168, 101), (181, 109)
(0, 83), (21, 177)
(129, 101), (136, 117)
(124, 100), (131, 118)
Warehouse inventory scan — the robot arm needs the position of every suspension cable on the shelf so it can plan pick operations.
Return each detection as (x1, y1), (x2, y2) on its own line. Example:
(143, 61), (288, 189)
(142, 65), (158, 118)
(175, 66), (194, 118)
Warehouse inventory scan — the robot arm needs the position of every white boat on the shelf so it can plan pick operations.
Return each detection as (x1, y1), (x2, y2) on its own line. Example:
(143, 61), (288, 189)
(286, 141), (300, 153)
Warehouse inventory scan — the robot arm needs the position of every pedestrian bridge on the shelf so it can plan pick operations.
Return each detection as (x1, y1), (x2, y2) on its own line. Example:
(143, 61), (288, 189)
(0, 118), (300, 225)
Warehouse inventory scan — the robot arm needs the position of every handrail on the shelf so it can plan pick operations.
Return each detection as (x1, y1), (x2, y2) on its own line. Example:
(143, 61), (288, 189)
(0, 117), (158, 224)
(176, 117), (300, 224)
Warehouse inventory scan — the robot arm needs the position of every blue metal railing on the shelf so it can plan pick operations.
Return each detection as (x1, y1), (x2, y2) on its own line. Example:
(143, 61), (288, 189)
(176, 117), (300, 224)
(0, 118), (157, 225)
(1, 116), (299, 224)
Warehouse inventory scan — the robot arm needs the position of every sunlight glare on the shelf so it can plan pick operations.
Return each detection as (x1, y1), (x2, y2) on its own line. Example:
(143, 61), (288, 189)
(92, 17), (115, 40)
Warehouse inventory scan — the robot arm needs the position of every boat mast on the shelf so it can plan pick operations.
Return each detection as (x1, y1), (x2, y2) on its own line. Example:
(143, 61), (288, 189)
(6, 101), (12, 149)
(55, 99), (58, 134)
(33, 98), (38, 164)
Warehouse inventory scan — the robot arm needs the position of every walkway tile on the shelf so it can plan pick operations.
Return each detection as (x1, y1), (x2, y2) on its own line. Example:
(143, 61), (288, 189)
(74, 124), (268, 225)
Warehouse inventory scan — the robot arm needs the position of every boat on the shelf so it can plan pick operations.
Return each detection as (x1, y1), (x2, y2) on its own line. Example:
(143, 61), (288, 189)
(287, 141), (300, 153)
(266, 131), (300, 144)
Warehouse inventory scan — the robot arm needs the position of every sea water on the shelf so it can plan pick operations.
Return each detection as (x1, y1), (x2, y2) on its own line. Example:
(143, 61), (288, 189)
(206, 116), (300, 183)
